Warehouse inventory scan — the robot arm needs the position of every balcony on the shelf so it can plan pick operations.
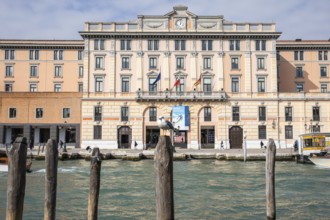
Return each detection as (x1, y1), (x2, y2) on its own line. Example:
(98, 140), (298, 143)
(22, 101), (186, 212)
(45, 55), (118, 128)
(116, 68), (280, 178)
(135, 89), (227, 102)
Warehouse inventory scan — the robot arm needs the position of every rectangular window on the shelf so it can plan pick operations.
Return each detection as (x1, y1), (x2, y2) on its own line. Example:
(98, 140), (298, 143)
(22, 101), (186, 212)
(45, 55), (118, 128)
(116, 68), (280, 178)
(259, 106), (266, 121)
(30, 84), (37, 92)
(294, 51), (304, 61)
(9, 108), (17, 118)
(121, 76), (129, 92)
(285, 107), (293, 121)
(296, 67), (303, 77)
(276, 51), (280, 60)
(231, 57), (239, 69)
(95, 57), (104, 69)
(203, 78), (212, 93)
(203, 57), (211, 69)
(121, 57), (130, 69)
(175, 77), (184, 94)
(78, 50), (83, 60)
(5, 84), (12, 92)
(319, 51), (328, 61)
(79, 66), (84, 78)
(232, 106), (240, 121)
(5, 66), (13, 77)
(296, 83), (304, 92)
(320, 66), (327, 77)
(54, 84), (62, 92)
(63, 108), (70, 118)
(257, 77), (265, 92)
(94, 106), (102, 121)
(78, 83), (83, 92)
(95, 76), (104, 92)
(257, 58), (265, 69)
(201, 40), (213, 51)
(93, 125), (102, 139)
(149, 77), (157, 94)
(30, 66), (38, 77)
(5, 50), (15, 60)
(94, 39), (105, 50)
(36, 108), (43, 118)
(285, 125), (293, 139)
(121, 107), (129, 121)
(313, 107), (320, 121)
(29, 50), (39, 60)
(204, 107), (211, 121)
(53, 50), (63, 60)
(54, 66), (62, 77)
(175, 40), (186, 51)
(176, 57), (184, 69)
(120, 40), (131, 51)
(149, 57), (157, 69)
(321, 84), (328, 93)
(258, 125), (267, 139)
(147, 40), (159, 51)
(231, 77), (239, 92)
(229, 40), (240, 51)
(149, 107), (157, 121)
(255, 40), (266, 51)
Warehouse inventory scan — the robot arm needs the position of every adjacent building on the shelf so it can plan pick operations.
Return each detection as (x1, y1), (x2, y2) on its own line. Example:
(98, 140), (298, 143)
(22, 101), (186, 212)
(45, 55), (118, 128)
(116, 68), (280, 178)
(1, 5), (329, 149)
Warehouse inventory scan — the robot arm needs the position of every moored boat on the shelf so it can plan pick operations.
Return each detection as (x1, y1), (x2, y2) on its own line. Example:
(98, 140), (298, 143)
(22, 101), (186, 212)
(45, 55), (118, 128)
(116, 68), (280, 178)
(309, 155), (330, 167)
(0, 156), (32, 172)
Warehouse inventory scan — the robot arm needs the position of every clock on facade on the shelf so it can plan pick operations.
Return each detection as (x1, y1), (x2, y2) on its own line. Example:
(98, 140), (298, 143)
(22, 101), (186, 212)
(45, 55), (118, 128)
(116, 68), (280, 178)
(175, 19), (185, 29)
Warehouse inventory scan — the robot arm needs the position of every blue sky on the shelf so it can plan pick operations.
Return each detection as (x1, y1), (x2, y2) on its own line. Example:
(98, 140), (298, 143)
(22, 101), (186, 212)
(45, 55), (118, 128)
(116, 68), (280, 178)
(0, 0), (329, 40)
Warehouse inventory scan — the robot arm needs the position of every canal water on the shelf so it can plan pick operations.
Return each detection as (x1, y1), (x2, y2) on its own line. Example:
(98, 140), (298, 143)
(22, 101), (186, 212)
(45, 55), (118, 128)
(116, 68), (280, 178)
(0, 159), (330, 220)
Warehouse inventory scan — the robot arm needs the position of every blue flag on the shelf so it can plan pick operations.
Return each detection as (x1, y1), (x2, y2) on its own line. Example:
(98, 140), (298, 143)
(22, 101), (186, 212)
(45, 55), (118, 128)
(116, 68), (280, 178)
(152, 72), (161, 86)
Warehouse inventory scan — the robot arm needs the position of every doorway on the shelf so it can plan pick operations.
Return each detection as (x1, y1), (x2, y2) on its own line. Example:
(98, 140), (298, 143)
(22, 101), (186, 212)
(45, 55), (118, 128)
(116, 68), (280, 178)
(201, 126), (215, 149)
(146, 127), (160, 149)
(118, 126), (132, 148)
(229, 126), (243, 149)
(174, 131), (187, 148)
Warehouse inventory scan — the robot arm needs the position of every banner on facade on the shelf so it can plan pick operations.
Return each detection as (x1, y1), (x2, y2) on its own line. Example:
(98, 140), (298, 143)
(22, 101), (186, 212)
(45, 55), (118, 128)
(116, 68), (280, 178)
(172, 106), (189, 131)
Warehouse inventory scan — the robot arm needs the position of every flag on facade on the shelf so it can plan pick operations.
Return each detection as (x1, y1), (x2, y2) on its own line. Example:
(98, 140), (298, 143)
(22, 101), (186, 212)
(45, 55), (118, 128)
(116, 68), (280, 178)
(193, 74), (201, 87)
(173, 78), (180, 87)
(152, 72), (161, 86)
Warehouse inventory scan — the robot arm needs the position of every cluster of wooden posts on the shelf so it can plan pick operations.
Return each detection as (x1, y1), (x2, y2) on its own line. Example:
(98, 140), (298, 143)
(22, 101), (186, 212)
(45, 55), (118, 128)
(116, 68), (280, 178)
(5, 136), (277, 220)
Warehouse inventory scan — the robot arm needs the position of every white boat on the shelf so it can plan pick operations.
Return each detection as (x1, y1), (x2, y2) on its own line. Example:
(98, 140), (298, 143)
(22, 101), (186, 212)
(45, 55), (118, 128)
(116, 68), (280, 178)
(0, 164), (8, 172)
(309, 156), (330, 167)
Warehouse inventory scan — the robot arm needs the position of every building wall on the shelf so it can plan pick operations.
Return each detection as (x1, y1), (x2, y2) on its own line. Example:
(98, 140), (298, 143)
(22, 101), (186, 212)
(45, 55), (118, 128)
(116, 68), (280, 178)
(0, 6), (329, 149)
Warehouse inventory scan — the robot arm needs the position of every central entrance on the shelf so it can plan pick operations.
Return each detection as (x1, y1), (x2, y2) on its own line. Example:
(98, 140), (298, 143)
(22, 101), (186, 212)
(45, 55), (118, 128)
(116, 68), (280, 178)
(229, 126), (243, 149)
(174, 131), (187, 148)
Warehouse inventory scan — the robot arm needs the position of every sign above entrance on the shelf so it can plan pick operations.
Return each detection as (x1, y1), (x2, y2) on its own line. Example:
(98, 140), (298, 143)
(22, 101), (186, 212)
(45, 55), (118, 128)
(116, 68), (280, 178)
(172, 106), (189, 131)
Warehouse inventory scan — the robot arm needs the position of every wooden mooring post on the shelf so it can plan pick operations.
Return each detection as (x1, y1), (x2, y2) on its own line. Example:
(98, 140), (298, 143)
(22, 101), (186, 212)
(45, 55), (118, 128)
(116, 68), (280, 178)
(266, 138), (276, 220)
(88, 148), (102, 220)
(44, 139), (58, 220)
(6, 137), (28, 220)
(154, 136), (174, 220)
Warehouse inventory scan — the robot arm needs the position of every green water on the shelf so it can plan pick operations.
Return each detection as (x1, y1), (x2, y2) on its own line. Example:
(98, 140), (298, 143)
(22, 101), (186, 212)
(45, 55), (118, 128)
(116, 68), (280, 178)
(0, 160), (329, 220)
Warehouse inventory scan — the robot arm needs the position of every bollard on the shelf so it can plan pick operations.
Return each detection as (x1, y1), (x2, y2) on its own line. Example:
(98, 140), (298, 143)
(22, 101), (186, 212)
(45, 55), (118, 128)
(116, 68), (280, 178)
(154, 136), (174, 220)
(266, 139), (276, 220)
(88, 148), (102, 220)
(6, 137), (28, 220)
(44, 139), (58, 220)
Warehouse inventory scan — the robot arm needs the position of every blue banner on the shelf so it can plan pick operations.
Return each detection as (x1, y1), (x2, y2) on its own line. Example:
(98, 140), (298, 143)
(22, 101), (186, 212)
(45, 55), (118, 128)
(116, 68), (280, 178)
(172, 106), (189, 131)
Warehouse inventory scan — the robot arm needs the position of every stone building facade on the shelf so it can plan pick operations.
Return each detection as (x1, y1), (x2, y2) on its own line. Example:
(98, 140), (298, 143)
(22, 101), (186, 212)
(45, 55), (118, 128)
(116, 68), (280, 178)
(1, 5), (329, 149)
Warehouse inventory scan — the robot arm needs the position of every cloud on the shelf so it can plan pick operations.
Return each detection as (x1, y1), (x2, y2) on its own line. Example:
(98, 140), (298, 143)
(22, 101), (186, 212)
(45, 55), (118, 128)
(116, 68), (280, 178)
(0, 0), (329, 40)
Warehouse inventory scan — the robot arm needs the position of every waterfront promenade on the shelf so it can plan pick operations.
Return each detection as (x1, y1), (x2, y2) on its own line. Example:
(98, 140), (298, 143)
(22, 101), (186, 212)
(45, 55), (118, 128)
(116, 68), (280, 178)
(28, 147), (296, 161)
